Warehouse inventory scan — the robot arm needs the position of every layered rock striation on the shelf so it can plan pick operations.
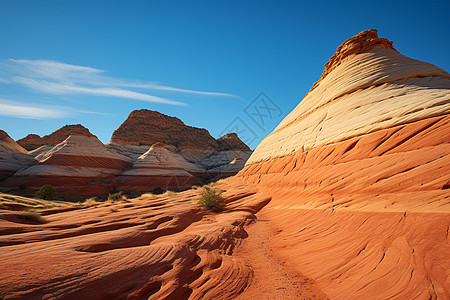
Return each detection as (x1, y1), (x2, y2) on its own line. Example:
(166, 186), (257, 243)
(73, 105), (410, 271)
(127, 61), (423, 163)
(0, 131), (34, 182)
(117, 142), (203, 191)
(109, 109), (252, 191)
(1, 111), (251, 196)
(17, 124), (94, 151)
(2, 134), (131, 196)
(237, 29), (450, 299)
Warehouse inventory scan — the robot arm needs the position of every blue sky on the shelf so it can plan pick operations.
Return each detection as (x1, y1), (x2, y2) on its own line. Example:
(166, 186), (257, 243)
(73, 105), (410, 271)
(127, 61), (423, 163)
(1, 0), (449, 148)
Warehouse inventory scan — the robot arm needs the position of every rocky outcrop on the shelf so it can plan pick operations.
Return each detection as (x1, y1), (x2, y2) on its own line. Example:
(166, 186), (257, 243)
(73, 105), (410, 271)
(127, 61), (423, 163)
(110, 109), (219, 150)
(117, 143), (203, 191)
(1, 135), (131, 196)
(108, 110), (252, 191)
(216, 133), (251, 151)
(236, 29), (450, 299)
(17, 124), (94, 151)
(0, 130), (34, 182)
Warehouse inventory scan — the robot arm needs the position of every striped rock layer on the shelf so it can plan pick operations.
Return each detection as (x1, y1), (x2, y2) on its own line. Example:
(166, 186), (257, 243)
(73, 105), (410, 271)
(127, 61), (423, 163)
(1, 135), (131, 196)
(237, 29), (450, 299)
(0, 131), (33, 182)
(16, 124), (94, 151)
(0, 183), (271, 299)
(117, 142), (203, 191)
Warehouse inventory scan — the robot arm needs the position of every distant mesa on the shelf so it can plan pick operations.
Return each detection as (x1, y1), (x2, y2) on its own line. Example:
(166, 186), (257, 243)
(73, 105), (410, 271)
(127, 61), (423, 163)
(17, 124), (94, 151)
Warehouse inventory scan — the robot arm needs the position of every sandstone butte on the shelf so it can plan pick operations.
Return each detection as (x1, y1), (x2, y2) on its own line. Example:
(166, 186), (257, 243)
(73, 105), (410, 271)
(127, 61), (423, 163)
(0, 29), (449, 299)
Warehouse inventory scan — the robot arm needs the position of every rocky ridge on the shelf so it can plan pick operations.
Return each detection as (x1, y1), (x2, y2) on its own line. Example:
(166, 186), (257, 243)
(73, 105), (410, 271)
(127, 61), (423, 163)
(17, 124), (94, 151)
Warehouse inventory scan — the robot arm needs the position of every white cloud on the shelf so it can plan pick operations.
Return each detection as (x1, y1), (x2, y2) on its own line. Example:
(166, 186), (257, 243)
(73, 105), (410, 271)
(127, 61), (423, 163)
(0, 99), (71, 119)
(1, 59), (238, 106)
(0, 99), (108, 119)
(117, 82), (238, 97)
(12, 77), (186, 106)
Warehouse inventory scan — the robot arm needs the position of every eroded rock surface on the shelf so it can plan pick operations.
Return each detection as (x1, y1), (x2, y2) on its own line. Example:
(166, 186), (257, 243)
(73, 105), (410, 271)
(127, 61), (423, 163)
(0, 183), (270, 299)
(236, 29), (450, 299)
(17, 124), (94, 151)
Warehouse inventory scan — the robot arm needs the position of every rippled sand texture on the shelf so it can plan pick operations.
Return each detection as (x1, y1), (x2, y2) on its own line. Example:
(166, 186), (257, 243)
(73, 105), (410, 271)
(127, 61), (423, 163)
(0, 185), (270, 299)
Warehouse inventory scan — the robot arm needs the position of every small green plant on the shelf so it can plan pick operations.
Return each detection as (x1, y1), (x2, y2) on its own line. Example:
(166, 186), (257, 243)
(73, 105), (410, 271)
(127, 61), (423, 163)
(152, 187), (164, 195)
(198, 186), (225, 212)
(35, 184), (57, 200)
(108, 191), (124, 201)
(18, 211), (46, 224)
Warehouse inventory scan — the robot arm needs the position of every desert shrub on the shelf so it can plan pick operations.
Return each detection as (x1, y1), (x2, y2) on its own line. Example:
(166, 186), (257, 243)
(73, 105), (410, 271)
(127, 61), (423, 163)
(152, 187), (164, 195)
(35, 185), (57, 200)
(108, 191), (124, 201)
(18, 211), (46, 224)
(198, 186), (225, 212)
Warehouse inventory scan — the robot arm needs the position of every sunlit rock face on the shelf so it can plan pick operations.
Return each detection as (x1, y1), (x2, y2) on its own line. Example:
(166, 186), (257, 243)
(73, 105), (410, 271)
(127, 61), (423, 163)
(116, 142), (203, 191)
(109, 109), (252, 191)
(1, 135), (131, 196)
(16, 124), (94, 151)
(237, 29), (450, 299)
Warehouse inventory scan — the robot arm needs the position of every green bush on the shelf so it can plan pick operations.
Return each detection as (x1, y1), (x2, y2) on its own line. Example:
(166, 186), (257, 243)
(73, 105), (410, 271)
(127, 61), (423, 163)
(108, 191), (124, 201)
(198, 186), (225, 212)
(152, 187), (164, 195)
(35, 184), (57, 200)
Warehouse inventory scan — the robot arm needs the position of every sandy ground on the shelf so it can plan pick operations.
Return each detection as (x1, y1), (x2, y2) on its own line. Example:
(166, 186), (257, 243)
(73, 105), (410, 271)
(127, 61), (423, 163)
(235, 208), (329, 300)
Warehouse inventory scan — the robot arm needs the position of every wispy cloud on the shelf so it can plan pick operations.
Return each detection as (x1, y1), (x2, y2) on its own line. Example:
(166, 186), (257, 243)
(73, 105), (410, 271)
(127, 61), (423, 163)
(0, 99), (108, 119)
(0, 99), (71, 119)
(0, 59), (237, 106)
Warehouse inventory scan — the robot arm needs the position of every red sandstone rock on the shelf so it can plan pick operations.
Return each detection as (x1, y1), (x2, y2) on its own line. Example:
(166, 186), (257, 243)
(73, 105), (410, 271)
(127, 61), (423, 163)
(17, 124), (94, 151)
(0, 184), (271, 299)
(0, 130), (32, 182)
(216, 133), (251, 151)
(110, 109), (219, 150)
(236, 29), (450, 298)
(308, 29), (397, 94)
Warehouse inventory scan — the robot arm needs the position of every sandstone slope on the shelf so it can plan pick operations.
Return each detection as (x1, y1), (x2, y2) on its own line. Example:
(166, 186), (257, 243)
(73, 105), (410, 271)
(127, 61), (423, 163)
(0, 130), (34, 182)
(17, 124), (94, 151)
(1, 135), (131, 196)
(0, 182), (271, 299)
(237, 29), (450, 299)
(117, 142), (203, 191)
